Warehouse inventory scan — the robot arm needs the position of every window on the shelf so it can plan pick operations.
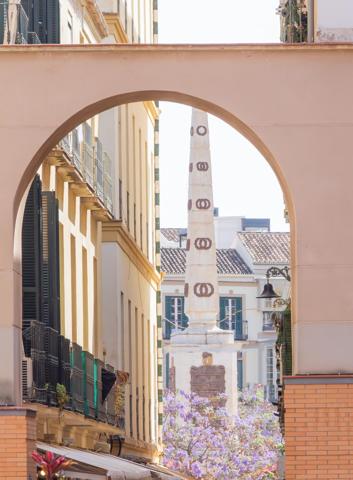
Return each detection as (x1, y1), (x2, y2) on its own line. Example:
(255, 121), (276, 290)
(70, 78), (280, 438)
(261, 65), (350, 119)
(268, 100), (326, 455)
(119, 179), (122, 220)
(219, 297), (247, 340)
(263, 311), (282, 331)
(134, 203), (136, 241)
(164, 296), (188, 339)
(237, 352), (243, 391)
(126, 191), (130, 230)
(165, 353), (170, 389)
(266, 348), (275, 401)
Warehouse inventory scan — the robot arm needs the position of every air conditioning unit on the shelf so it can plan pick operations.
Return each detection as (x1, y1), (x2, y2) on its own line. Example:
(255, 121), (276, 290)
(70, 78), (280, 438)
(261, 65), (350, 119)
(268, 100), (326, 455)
(22, 356), (33, 401)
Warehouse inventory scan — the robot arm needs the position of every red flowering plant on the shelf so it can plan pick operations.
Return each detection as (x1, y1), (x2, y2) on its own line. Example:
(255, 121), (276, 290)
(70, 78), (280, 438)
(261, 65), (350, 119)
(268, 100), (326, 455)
(32, 450), (74, 479)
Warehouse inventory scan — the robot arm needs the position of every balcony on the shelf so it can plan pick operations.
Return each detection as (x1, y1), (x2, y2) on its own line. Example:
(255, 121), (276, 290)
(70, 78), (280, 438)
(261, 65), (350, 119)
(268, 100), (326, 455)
(22, 321), (119, 427)
(0, 3), (41, 44)
(49, 125), (114, 220)
(234, 320), (248, 341)
(218, 318), (248, 341)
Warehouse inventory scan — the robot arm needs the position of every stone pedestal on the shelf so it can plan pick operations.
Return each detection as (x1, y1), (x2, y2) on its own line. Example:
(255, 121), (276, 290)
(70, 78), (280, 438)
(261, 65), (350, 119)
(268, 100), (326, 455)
(169, 331), (238, 416)
(0, 407), (37, 480)
(284, 375), (353, 480)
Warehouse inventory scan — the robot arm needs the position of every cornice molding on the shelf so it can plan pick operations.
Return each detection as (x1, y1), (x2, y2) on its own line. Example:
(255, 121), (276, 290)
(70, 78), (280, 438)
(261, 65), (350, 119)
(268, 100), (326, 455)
(143, 101), (159, 124)
(103, 221), (161, 289)
(103, 12), (129, 43)
(83, 0), (109, 39)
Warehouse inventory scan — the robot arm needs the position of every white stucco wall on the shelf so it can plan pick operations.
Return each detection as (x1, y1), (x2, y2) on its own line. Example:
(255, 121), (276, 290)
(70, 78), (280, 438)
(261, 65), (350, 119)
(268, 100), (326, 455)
(316, 0), (353, 41)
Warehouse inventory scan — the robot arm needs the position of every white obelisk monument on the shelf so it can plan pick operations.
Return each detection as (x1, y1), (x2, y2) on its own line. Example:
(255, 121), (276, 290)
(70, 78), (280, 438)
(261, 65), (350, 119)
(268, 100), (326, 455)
(169, 108), (238, 415)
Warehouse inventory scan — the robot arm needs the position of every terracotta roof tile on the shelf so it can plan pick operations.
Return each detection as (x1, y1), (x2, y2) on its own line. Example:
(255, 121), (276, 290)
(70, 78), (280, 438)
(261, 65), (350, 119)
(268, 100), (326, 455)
(238, 232), (290, 264)
(161, 248), (252, 275)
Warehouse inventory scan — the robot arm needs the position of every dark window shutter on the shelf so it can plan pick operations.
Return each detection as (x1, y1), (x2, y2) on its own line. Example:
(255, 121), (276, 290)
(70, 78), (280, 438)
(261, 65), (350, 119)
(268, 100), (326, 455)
(237, 353), (243, 390)
(219, 297), (227, 331)
(41, 191), (60, 332)
(46, 0), (60, 43)
(22, 175), (42, 355)
(164, 296), (173, 339)
(181, 296), (188, 329)
(33, 0), (47, 43)
(235, 297), (243, 339)
(165, 353), (170, 389)
(27, 0), (60, 43)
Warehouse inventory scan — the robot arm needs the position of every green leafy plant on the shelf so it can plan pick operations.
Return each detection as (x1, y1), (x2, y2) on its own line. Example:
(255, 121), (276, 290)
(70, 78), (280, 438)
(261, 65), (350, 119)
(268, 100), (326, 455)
(56, 383), (69, 410)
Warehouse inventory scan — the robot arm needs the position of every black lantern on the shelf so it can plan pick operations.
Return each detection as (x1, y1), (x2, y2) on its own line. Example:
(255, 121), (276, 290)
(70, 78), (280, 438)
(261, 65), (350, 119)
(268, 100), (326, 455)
(257, 280), (280, 299)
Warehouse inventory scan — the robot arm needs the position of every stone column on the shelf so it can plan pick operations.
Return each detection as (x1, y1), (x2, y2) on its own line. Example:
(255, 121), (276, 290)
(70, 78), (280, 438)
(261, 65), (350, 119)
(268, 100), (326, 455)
(170, 109), (237, 415)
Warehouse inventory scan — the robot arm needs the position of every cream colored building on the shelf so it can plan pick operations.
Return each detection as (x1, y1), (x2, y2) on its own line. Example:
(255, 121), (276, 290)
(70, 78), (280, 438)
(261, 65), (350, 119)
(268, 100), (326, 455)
(6, 0), (162, 465)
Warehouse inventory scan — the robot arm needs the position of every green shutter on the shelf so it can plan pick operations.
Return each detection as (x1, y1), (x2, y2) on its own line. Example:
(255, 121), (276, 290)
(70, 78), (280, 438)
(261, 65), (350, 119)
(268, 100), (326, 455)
(219, 297), (227, 330)
(164, 296), (173, 339)
(235, 297), (243, 339)
(165, 353), (170, 388)
(237, 356), (243, 391)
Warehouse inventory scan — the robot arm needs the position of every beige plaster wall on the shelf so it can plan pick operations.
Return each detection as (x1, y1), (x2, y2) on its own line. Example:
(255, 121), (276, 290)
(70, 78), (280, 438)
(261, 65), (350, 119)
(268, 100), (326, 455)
(2, 44), (353, 402)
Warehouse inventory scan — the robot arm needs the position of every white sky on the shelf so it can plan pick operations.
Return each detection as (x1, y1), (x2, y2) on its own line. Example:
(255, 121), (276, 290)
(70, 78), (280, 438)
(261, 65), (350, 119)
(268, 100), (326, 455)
(158, 0), (289, 232)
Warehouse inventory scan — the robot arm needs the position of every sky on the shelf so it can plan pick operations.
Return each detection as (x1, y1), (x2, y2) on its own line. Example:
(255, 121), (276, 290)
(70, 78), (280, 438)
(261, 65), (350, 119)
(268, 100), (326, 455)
(157, 0), (289, 232)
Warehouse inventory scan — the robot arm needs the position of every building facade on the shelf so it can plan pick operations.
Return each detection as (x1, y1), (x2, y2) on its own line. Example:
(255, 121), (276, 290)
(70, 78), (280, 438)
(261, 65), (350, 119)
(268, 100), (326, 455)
(278, 0), (353, 43)
(1, 0), (162, 471)
(161, 216), (290, 403)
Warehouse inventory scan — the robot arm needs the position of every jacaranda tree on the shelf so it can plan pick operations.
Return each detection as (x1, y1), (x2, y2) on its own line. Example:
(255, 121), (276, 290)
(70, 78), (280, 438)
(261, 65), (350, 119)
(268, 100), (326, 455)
(162, 386), (283, 479)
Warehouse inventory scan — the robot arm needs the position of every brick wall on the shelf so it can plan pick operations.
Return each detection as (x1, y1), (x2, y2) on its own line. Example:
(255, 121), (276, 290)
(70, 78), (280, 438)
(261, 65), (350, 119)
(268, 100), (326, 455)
(0, 407), (37, 480)
(284, 376), (353, 480)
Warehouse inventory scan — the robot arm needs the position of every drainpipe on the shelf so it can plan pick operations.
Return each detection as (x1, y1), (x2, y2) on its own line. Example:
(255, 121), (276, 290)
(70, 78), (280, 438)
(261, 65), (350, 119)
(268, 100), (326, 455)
(307, 0), (315, 42)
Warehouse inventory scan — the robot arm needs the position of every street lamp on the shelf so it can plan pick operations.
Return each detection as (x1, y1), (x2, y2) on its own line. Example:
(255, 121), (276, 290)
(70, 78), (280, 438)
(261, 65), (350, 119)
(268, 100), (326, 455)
(256, 266), (291, 300)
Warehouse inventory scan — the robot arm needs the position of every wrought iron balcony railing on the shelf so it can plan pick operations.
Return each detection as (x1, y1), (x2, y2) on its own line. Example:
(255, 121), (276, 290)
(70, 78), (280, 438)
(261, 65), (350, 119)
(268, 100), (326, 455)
(234, 320), (248, 341)
(27, 31), (40, 44)
(0, 2), (28, 44)
(58, 125), (113, 214)
(22, 321), (119, 427)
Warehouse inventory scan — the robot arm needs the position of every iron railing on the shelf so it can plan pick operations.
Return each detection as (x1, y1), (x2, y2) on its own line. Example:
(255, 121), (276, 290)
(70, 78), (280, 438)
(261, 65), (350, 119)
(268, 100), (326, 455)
(234, 320), (248, 341)
(27, 31), (40, 44)
(58, 125), (113, 213)
(22, 324), (119, 426)
(103, 151), (113, 213)
(0, 2), (28, 44)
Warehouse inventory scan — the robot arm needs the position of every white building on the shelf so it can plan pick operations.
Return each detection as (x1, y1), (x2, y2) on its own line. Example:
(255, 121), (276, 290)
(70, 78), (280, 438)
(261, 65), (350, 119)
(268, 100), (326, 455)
(161, 216), (290, 402)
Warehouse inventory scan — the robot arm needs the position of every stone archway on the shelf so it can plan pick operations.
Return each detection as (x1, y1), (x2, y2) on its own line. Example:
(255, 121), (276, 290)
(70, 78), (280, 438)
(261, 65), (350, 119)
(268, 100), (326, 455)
(2, 43), (353, 478)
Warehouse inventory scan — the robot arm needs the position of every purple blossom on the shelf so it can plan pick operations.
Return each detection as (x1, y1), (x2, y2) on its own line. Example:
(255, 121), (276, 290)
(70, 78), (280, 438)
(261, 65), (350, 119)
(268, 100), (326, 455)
(162, 386), (283, 479)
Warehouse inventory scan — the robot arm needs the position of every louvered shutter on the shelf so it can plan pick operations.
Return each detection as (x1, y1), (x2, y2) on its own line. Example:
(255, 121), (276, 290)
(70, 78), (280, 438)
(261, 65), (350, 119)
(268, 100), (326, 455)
(219, 297), (227, 331)
(164, 296), (173, 339)
(235, 297), (243, 340)
(180, 296), (188, 329)
(41, 191), (60, 332)
(237, 352), (243, 391)
(46, 0), (60, 43)
(165, 353), (170, 389)
(33, 0), (46, 43)
(41, 191), (60, 403)
(22, 175), (42, 356)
